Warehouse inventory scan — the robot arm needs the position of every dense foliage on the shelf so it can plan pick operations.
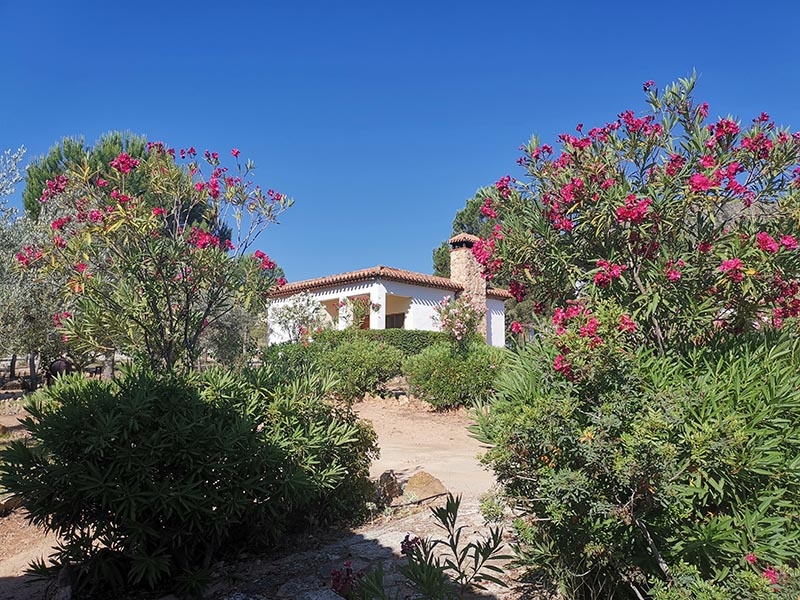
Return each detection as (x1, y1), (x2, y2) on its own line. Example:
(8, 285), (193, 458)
(316, 338), (404, 400)
(405, 341), (506, 409)
(475, 333), (800, 598)
(478, 76), (800, 350)
(17, 138), (290, 371)
(0, 367), (377, 596)
(472, 76), (800, 598)
(313, 328), (448, 357)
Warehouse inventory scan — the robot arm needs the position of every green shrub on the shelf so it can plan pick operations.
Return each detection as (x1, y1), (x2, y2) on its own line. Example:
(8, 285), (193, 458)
(200, 365), (379, 522)
(313, 328), (448, 356)
(474, 334), (800, 598)
(316, 338), (404, 400)
(403, 342), (506, 409)
(260, 339), (320, 381)
(0, 367), (378, 596)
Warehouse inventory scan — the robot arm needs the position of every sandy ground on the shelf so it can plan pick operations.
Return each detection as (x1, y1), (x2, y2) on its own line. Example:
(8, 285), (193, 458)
(0, 394), (540, 599)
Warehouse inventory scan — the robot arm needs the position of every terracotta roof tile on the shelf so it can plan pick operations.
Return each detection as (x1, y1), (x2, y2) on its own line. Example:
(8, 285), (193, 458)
(270, 265), (461, 298)
(270, 264), (511, 300)
(448, 233), (481, 246)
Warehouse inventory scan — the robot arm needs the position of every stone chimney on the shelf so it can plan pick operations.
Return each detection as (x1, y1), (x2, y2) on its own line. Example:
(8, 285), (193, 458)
(448, 233), (487, 339)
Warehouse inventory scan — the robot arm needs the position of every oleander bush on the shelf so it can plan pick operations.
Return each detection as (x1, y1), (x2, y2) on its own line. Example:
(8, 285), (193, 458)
(0, 366), (378, 597)
(404, 341), (507, 409)
(474, 332), (800, 599)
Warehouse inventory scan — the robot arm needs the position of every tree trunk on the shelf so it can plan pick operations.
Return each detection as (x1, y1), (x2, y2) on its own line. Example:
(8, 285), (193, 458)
(28, 351), (38, 391)
(101, 351), (115, 380)
(9, 354), (16, 380)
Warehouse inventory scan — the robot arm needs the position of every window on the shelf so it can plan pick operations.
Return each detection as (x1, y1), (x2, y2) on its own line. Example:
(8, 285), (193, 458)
(385, 313), (405, 329)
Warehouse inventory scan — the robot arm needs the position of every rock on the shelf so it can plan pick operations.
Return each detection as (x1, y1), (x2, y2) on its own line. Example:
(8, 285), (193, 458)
(395, 471), (447, 504)
(378, 470), (401, 503)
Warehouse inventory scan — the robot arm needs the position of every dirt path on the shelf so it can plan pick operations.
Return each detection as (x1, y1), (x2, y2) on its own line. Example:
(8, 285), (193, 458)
(0, 395), (541, 599)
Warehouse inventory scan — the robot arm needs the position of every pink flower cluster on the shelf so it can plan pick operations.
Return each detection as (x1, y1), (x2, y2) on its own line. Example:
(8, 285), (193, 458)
(15, 245), (43, 267)
(253, 249), (276, 270)
(509, 280), (525, 302)
(481, 197), (497, 218)
(665, 259), (684, 282)
(39, 174), (69, 203)
(619, 109), (663, 137)
(594, 259), (627, 287)
(110, 152), (140, 174)
(472, 235), (503, 280)
(618, 314), (636, 332)
(495, 175), (513, 198)
(718, 257), (744, 282)
(616, 194), (652, 224)
(52, 311), (72, 327)
(51, 216), (72, 231)
(188, 226), (223, 250)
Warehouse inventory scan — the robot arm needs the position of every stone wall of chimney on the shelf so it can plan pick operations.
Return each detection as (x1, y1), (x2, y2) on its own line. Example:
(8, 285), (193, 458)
(448, 239), (487, 339)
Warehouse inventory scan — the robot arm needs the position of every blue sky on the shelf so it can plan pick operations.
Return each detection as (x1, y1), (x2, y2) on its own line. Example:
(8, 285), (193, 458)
(3, 0), (800, 282)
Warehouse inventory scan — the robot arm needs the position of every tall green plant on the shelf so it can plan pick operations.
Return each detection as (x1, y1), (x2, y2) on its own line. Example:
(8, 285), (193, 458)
(474, 332), (800, 598)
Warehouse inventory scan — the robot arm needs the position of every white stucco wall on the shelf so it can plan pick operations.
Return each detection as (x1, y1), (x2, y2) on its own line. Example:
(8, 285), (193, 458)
(267, 279), (507, 347)
(486, 298), (506, 348)
(382, 281), (454, 332)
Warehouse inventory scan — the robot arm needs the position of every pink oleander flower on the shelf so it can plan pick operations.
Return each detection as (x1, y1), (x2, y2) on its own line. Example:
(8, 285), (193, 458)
(109, 152), (140, 174)
(594, 259), (627, 287)
(688, 172), (715, 192)
(51, 216), (72, 231)
(96, 177), (109, 187)
(665, 154), (685, 177)
(763, 567), (779, 585)
(553, 354), (572, 378)
(231, 148), (240, 157)
(618, 314), (636, 332)
(665, 259), (684, 282)
(719, 257), (744, 282)
(75, 262), (88, 273)
(781, 235), (798, 250)
(152, 206), (167, 217)
(615, 194), (652, 224)
(698, 241), (713, 253)
(511, 321), (523, 334)
(756, 231), (779, 253)
(253, 249), (276, 270)
(745, 553), (757, 565)
(88, 209), (104, 223)
(509, 280), (525, 302)
(643, 80), (655, 91)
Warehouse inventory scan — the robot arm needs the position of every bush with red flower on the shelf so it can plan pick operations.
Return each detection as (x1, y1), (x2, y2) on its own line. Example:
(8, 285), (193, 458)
(19, 138), (291, 371)
(473, 76), (800, 599)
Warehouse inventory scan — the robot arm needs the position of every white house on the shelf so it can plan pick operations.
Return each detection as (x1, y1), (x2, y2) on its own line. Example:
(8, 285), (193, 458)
(267, 233), (510, 347)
